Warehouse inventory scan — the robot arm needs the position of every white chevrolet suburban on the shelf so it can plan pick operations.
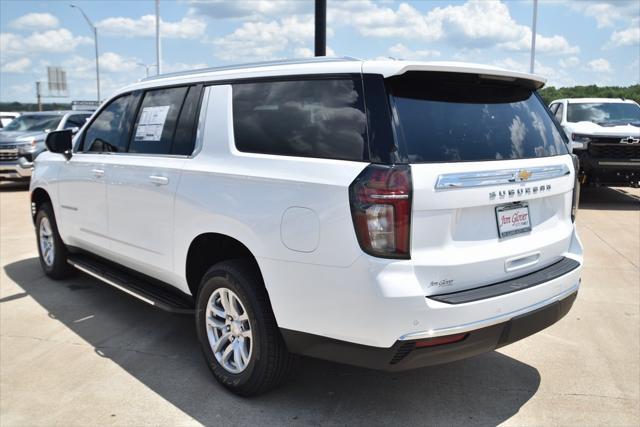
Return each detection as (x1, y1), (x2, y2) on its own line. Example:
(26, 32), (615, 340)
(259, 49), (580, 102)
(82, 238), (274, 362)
(30, 58), (583, 396)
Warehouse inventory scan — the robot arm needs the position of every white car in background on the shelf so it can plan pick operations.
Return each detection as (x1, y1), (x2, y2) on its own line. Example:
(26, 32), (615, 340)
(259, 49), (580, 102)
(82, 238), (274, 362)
(549, 98), (640, 186)
(0, 112), (20, 129)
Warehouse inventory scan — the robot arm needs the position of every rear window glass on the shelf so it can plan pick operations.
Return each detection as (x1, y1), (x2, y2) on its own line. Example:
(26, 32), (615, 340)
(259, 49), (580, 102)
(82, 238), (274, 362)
(232, 79), (367, 161)
(389, 72), (568, 163)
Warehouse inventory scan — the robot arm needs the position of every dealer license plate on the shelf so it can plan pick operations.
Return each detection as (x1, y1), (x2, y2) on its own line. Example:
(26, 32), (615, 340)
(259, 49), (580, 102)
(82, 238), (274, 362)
(495, 202), (531, 238)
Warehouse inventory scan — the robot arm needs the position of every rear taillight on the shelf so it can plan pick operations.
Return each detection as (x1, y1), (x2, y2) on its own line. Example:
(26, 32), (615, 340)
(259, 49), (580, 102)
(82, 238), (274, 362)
(571, 154), (580, 222)
(349, 164), (412, 259)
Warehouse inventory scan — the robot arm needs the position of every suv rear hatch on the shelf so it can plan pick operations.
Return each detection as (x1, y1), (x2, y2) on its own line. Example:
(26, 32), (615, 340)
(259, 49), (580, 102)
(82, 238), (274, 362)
(386, 71), (576, 296)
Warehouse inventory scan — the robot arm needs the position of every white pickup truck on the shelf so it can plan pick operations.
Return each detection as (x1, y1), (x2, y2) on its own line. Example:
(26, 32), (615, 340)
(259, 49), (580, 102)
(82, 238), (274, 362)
(549, 98), (640, 186)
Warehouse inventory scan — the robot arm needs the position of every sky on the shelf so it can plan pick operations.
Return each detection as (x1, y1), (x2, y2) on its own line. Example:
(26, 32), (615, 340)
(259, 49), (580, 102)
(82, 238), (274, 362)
(0, 0), (638, 103)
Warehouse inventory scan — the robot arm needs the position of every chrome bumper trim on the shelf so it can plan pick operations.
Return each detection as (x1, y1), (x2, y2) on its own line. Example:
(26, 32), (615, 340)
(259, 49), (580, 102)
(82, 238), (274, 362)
(598, 161), (640, 167)
(16, 157), (33, 177)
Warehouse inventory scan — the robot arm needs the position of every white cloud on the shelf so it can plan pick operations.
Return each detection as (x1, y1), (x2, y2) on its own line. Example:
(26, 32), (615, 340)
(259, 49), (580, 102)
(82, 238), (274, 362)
(330, 2), (442, 40)
(212, 16), (315, 61)
(97, 15), (206, 39)
(567, 0), (638, 28)
(0, 29), (92, 56)
(388, 43), (441, 60)
(499, 32), (580, 55)
(9, 13), (59, 30)
(559, 56), (580, 68)
(0, 58), (32, 73)
(188, 0), (311, 19)
(293, 46), (336, 58)
(162, 62), (209, 73)
(608, 21), (640, 47)
(62, 52), (140, 81)
(586, 58), (613, 73)
(99, 52), (140, 73)
(329, 0), (578, 54)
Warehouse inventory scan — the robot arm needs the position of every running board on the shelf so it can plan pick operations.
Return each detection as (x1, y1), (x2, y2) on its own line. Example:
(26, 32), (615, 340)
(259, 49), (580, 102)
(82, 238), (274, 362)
(68, 255), (194, 314)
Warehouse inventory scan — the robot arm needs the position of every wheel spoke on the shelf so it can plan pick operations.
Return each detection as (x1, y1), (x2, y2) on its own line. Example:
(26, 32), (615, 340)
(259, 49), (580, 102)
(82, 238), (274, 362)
(213, 332), (231, 353)
(206, 316), (224, 329)
(233, 342), (243, 368)
(210, 304), (226, 319)
(219, 289), (232, 314)
(229, 295), (241, 318)
(240, 341), (250, 364)
(221, 343), (234, 363)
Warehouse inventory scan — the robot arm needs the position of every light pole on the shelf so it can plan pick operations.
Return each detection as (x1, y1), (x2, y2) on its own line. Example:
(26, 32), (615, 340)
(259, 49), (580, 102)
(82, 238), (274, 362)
(70, 4), (100, 102)
(315, 0), (326, 56)
(530, 0), (538, 74)
(137, 62), (157, 78)
(155, 0), (162, 75)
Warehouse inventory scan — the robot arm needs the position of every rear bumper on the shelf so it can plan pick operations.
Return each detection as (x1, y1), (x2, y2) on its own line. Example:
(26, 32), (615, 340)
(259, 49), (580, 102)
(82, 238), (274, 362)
(282, 289), (577, 371)
(263, 227), (583, 348)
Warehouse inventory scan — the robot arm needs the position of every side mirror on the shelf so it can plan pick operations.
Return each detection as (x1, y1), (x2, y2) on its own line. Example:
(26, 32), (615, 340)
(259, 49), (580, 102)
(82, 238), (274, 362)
(45, 129), (73, 160)
(70, 127), (80, 135)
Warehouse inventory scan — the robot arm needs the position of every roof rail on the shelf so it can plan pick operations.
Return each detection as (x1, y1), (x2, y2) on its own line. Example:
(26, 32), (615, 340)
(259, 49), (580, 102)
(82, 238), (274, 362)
(141, 56), (361, 82)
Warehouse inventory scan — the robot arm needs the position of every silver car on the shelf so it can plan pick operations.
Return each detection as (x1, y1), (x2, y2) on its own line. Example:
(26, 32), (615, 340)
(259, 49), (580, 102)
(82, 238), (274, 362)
(0, 111), (92, 180)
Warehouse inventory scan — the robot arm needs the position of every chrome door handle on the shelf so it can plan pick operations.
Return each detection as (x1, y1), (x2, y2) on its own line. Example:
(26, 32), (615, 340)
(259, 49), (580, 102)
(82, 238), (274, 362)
(92, 169), (104, 178)
(149, 175), (169, 185)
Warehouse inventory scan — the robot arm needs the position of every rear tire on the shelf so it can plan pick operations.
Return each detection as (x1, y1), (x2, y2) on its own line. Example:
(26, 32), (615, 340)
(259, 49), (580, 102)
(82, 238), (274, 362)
(35, 203), (73, 279)
(195, 259), (295, 396)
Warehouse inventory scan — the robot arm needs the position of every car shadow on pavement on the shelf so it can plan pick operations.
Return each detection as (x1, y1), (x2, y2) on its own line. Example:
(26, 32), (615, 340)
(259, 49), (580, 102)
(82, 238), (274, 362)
(579, 186), (640, 211)
(4, 257), (541, 426)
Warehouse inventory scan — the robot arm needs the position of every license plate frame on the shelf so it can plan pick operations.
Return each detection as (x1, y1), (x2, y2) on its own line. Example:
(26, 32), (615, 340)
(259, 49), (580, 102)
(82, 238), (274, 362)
(495, 202), (532, 239)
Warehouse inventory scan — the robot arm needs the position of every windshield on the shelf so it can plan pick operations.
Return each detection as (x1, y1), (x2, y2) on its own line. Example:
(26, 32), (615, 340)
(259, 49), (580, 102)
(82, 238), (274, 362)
(388, 72), (568, 163)
(2, 115), (62, 132)
(567, 102), (640, 126)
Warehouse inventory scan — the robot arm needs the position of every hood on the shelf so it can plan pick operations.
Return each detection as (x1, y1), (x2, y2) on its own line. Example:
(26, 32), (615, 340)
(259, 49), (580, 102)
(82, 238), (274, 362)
(564, 121), (640, 138)
(0, 130), (46, 145)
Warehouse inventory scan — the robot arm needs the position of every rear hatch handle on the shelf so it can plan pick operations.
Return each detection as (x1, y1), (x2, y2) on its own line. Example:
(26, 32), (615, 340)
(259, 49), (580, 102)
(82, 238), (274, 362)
(505, 252), (540, 273)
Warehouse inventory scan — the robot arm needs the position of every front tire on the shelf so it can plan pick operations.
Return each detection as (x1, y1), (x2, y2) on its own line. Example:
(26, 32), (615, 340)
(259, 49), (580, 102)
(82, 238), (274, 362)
(35, 203), (73, 279)
(195, 260), (295, 396)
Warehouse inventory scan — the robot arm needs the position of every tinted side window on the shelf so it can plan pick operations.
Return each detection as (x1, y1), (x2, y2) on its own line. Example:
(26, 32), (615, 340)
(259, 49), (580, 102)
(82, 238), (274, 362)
(549, 104), (558, 115)
(84, 94), (138, 152)
(171, 85), (202, 156)
(65, 114), (90, 129)
(232, 79), (367, 161)
(555, 103), (564, 122)
(129, 87), (188, 155)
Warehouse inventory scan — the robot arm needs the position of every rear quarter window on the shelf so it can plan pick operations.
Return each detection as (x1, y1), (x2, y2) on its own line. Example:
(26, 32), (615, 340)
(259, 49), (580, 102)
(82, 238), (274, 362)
(232, 78), (367, 161)
(389, 72), (568, 163)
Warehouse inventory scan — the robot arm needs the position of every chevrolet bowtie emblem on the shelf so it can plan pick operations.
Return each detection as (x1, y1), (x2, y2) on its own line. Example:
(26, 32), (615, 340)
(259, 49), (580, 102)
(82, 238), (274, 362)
(621, 137), (640, 144)
(517, 169), (532, 181)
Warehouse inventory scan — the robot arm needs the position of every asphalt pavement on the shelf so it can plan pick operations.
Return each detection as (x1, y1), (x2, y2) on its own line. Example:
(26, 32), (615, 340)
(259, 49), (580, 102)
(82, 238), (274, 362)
(1, 182), (638, 426)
